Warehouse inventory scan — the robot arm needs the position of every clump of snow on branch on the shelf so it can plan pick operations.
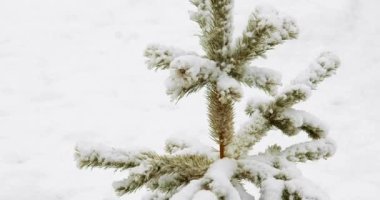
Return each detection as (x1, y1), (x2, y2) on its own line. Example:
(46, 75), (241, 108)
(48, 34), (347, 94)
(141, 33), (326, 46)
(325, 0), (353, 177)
(74, 142), (153, 170)
(241, 65), (282, 95)
(165, 137), (217, 158)
(254, 6), (299, 45)
(171, 180), (203, 200)
(216, 73), (243, 103)
(245, 94), (273, 114)
(204, 159), (240, 200)
(165, 55), (218, 99)
(275, 84), (312, 107)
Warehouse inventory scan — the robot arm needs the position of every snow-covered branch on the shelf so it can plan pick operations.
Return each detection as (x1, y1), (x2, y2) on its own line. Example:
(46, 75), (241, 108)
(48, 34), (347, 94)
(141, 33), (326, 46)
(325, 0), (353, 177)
(232, 95), (329, 158)
(216, 73), (243, 103)
(165, 55), (218, 100)
(144, 44), (195, 70)
(238, 149), (332, 200)
(237, 158), (280, 186)
(281, 139), (336, 162)
(191, 0), (235, 61)
(227, 111), (271, 158)
(189, 0), (213, 32)
(74, 143), (156, 170)
(204, 159), (240, 200)
(274, 84), (311, 108)
(293, 52), (340, 89)
(114, 154), (212, 196)
(270, 109), (328, 139)
(230, 6), (298, 68)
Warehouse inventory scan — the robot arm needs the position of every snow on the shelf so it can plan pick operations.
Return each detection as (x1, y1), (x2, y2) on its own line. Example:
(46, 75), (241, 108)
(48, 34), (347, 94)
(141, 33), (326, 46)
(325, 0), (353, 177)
(259, 178), (285, 200)
(284, 178), (330, 200)
(205, 158), (240, 200)
(0, 0), (380, 199)
(192, 190), (218, 200)
(171, 180), (203, 200)
(235, 183), (256, 200)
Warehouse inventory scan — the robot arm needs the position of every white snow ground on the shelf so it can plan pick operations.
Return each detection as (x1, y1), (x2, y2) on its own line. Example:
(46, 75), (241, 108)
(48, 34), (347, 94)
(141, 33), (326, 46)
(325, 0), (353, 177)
(0, 0), (379, 199)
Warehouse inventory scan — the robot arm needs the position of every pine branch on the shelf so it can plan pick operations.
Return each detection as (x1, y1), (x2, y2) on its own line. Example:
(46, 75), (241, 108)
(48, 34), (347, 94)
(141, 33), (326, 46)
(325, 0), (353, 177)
(230, 84), (329, 159)
(269, 109), (328, 139)
(236, 158), (279, 186)
(239, 65), (282, 95)
(144, 44), (195, 70)
(74, 144), (156, 170)
(202, 0), (234, 62)
(274, 84), (311, 108)
(165, 55), (218, 100)
(113, 154), (213, 196)
(281, 139), (336, 162)
(293, 52), (340, 89)
(227, 111), (271, 158)
(229, 6), (298, 70)
(239, 151), (331, 200)
(189, 0), (213, 32)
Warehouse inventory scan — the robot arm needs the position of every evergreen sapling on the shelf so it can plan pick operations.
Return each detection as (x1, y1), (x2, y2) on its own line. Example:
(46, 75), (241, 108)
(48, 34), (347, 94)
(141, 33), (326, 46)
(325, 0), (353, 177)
(75, 1), (340, 199)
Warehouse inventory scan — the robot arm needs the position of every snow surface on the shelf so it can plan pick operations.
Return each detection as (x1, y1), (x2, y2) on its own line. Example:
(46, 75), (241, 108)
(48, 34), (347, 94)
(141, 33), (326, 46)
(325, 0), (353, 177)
(0, 0), (379, 199)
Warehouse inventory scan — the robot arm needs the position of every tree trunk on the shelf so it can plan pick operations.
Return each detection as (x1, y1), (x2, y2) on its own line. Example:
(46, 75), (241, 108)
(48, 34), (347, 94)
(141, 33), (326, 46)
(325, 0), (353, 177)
(207, 83), (234, 158)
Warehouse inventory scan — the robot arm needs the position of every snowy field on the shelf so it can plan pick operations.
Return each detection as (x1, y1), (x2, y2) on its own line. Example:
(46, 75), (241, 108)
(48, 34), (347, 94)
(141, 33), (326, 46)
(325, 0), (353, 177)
(0, 0), (379, 199)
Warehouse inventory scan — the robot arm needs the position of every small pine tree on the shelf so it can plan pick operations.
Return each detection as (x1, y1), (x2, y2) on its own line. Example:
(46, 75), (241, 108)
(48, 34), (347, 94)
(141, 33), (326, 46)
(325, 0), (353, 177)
(75, 1), (340, 199)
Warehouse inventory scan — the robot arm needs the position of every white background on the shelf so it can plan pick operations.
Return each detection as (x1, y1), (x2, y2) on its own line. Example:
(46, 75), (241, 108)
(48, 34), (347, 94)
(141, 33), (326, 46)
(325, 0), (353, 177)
(0, 0), (379, 199)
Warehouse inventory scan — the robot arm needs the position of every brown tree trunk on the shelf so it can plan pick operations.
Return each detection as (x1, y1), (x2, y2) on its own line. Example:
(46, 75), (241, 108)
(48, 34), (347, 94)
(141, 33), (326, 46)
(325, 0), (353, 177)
(207, 83), (234, 158)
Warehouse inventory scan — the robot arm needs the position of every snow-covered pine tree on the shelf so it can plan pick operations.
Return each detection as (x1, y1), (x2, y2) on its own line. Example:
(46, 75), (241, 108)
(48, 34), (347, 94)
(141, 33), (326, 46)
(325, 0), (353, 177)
(75, 1), (340, 199)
